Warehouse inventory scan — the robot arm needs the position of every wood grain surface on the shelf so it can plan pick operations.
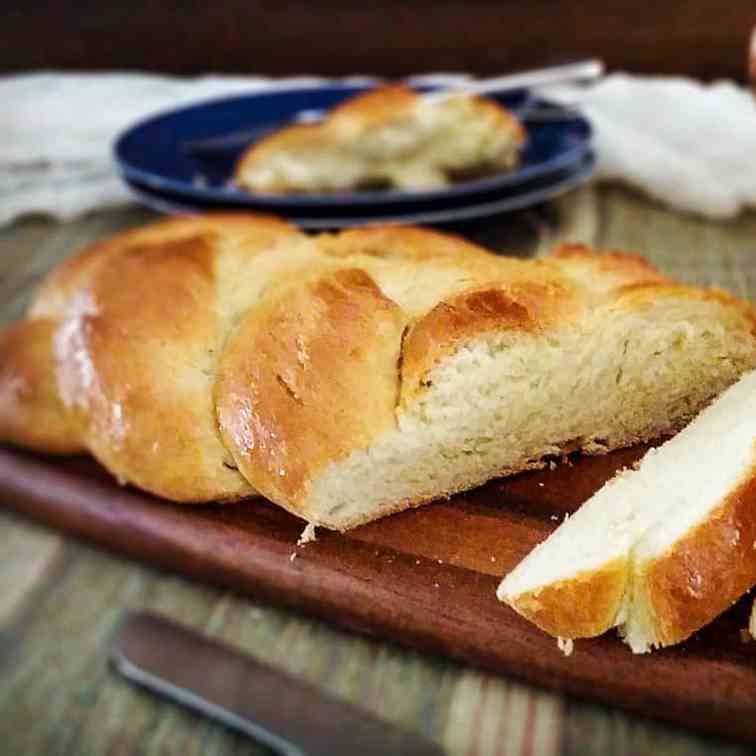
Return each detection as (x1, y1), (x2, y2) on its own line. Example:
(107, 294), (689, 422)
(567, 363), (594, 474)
(3, 188), (756, 756)
(4, 444), (756, 744)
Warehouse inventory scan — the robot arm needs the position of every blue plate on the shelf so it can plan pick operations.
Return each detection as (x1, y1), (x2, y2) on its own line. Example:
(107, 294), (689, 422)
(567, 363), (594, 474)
(125, 152), (595, 229)
(114, 84), (592, 211)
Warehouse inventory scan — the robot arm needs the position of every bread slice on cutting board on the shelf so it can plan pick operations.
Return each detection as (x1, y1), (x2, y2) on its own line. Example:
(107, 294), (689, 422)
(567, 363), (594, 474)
(234, 85), (525, 193)
(498, 369), (756, 653)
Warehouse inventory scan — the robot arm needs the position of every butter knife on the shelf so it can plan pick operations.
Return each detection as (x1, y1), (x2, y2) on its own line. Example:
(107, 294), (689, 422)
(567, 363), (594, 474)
(110, 611), (445, 756)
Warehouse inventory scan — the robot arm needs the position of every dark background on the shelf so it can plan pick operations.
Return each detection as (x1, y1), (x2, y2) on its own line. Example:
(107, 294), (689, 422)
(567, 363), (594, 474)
(2, 1), (755, 80)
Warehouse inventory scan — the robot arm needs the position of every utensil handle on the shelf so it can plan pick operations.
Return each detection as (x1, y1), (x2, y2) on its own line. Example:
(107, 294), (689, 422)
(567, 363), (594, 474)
(424, 59), (604, 103)
(110, 611), (445, 756)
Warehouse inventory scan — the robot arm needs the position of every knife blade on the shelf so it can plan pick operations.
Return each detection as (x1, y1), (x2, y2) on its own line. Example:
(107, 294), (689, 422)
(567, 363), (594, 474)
(110, 611), (445, 756)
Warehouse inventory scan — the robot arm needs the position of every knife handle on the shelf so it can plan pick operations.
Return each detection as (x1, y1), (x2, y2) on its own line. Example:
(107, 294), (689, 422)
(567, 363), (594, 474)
(110, 611), (445, 756)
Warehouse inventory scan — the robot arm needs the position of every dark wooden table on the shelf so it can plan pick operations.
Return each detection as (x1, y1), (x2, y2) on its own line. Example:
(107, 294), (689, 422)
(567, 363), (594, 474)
(3, 185), (756, 755)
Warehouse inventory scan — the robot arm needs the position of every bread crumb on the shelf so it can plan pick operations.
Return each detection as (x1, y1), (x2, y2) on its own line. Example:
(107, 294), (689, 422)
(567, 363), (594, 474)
(289, 552), (297, 562)
(563, 512), (570, 522)
(434, 583), (440, 588)
(491, 556), (496, 563)
(557, 637), (574, 656)
(297, 523), (317, 546)
(550, 514), (559, 521)
(438, 559), (444, 564)
(416, 559), (421, 565)
(548, 460), (557, 470)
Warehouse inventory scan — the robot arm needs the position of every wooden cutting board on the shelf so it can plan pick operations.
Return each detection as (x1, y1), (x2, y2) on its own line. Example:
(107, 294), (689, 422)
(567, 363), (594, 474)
(2, 444), (756, 743)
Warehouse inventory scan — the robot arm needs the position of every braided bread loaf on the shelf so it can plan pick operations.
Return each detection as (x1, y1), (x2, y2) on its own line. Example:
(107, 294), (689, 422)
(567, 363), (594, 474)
(1, 213), (755, 530)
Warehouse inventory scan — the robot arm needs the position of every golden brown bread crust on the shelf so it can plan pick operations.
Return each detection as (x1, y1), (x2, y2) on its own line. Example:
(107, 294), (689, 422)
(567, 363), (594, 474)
(29, 213), (297, 319)
(1, 212), (303, 500)
(326, 84), (419, 129)
(215, 267), (407, 517)
(323, 83), (524, 143)
(507, 557), (629, 639)
(235, 86), (423, 168)
(642, 454), (756, 647)
(52, 213), (301, 501)
(317, 223), (497, 264)
(235, 86), (413, 172)
(234, 84), (526, 193)
(551, 243), (756, 338)
(55, 234), (251, 501)
(326, 84), (524, 142)
(615, 282), (756, 333)
(234, 87), (421, 185)
(547, 243), (672, 294)
(501, 441), (756, 649)
(2, 212), (756, 524)
(399, 276), (581, 407)
(0, 319), (82, 454)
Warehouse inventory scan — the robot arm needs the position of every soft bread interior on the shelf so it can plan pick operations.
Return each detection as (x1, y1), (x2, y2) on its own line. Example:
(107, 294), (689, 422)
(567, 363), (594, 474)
(306, 298), (755, 529)
(498, 369), (756, 653)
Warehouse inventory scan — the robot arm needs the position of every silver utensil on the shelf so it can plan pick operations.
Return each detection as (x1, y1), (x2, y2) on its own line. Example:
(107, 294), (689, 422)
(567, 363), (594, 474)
(422, 59), (603, 103)
(110, 611), (446, 756)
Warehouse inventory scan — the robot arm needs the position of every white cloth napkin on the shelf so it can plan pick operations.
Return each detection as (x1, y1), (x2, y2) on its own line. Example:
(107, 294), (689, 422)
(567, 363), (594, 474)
(546, 74), (756, 219)
(1, 71), (755, 226)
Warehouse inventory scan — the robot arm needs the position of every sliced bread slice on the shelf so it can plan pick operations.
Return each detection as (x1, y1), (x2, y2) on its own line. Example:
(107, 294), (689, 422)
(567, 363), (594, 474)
(234, 85), (525, 193)
(498, 369), (756, 653)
